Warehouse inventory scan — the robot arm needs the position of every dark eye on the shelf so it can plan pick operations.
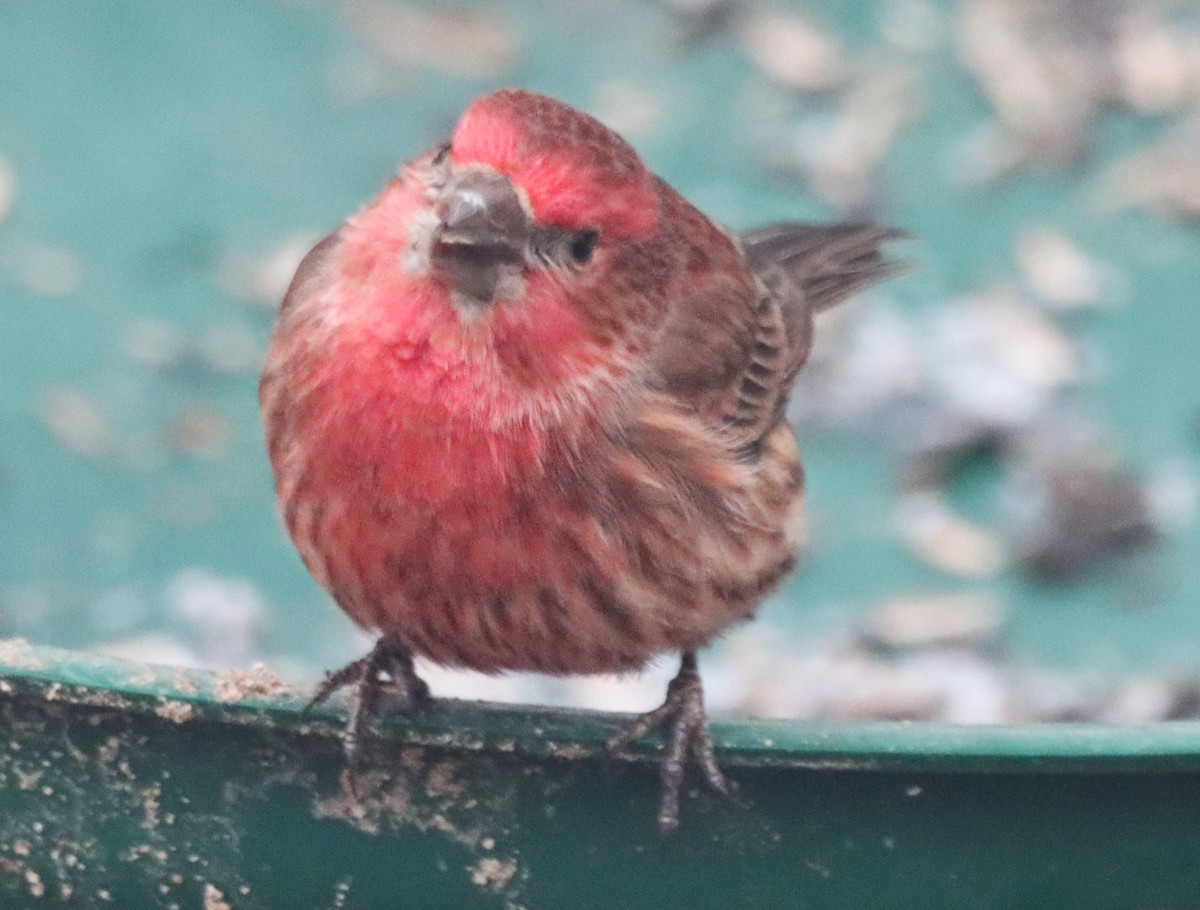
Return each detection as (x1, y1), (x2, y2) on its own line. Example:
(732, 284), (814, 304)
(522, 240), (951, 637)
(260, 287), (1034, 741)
(568, 230), (598, 264)
(431, 143), (451, 166)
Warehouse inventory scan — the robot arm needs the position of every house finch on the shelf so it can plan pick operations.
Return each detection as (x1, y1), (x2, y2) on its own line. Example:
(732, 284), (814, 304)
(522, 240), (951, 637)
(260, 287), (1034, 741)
(260, 89), (903, 831)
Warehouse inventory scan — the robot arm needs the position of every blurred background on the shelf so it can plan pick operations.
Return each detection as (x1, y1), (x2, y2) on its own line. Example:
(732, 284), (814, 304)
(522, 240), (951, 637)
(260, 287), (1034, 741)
(1, 0), (1198, 724)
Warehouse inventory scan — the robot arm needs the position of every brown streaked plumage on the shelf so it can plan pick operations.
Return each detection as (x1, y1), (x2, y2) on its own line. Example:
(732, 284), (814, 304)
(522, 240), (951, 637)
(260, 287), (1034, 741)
(259, 89), (905, 831)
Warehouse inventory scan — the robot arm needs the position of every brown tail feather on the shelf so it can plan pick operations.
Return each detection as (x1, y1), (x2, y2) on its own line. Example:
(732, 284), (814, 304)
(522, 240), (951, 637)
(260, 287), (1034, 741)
(741, 223), (911, 313)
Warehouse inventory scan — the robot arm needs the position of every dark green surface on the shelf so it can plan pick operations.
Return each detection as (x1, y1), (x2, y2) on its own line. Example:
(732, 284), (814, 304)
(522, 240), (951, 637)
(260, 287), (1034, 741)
(4, 641), (1200, 908)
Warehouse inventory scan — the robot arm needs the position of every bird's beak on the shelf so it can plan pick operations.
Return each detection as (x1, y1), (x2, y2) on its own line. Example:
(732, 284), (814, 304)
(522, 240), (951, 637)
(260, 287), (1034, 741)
(432, 169), (529, 303)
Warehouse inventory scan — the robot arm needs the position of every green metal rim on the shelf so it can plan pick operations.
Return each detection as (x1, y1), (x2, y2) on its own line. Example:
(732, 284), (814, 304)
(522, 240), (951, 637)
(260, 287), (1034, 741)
(4, 638), (1200, 775)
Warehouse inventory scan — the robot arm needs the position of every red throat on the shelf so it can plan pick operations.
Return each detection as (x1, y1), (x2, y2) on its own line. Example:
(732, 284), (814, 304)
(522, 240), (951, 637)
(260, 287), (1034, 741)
(307, 192), (623, 512)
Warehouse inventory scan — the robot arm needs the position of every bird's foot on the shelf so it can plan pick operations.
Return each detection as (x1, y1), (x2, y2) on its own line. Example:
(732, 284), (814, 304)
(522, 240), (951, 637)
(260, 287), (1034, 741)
(607, 652), (732, 833)
(306, 638), (430, 765)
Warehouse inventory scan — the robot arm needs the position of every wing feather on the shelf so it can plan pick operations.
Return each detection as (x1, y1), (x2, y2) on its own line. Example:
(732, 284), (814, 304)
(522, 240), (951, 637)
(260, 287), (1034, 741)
(652, 218), (906, 451)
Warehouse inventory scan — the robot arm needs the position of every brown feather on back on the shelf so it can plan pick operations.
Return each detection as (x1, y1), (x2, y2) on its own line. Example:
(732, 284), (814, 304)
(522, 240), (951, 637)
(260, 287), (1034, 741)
(651, 191), (906, 453)
(741, 222), (910, 313)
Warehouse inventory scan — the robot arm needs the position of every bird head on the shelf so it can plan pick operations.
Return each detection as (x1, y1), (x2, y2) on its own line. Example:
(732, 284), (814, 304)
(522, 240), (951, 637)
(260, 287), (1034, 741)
(418, 89), (663, 309)
(326, 90), (678, 401)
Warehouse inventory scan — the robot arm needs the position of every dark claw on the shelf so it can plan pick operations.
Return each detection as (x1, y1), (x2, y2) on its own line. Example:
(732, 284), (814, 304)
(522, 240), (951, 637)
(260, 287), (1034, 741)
(607, 651), (734, 833)
(306, 655), (373, 715)
(305, 639), (431, 765)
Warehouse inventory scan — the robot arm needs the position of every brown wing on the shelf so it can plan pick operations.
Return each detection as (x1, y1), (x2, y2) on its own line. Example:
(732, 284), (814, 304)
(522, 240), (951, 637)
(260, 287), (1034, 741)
(652, 212), (906, 451)
(260, 229), (342, 466)
(278, 229), (341, 316)
(740, 222), (909, 313)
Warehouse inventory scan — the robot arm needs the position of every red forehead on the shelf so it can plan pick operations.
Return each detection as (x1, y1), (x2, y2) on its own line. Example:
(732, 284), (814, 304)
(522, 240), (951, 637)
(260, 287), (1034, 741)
(450, 90), (659, 239)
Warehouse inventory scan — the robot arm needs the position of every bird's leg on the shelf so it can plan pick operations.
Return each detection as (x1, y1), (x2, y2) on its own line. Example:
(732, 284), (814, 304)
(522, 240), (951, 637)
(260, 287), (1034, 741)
(306, 638), (431, 764)
(607, 651), (731, 833)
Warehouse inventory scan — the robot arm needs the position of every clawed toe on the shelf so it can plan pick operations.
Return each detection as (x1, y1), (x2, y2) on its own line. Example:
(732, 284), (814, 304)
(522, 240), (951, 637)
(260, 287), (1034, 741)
(306, 639), (430, 764)
(607, 652), (734, 833)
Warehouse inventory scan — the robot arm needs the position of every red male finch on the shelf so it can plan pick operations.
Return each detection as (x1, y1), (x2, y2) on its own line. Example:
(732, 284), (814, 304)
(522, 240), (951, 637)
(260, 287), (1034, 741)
(261, 89), (903, 832)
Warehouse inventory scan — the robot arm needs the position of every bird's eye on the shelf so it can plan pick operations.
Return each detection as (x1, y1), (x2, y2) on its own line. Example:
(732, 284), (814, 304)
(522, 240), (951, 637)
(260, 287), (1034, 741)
(431, 143), (451, 166)
(569, 230), (598, 264)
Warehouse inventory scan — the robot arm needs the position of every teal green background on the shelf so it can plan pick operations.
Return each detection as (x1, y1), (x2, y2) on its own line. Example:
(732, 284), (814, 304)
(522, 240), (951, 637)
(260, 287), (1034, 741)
(1, 1), (1198, 682)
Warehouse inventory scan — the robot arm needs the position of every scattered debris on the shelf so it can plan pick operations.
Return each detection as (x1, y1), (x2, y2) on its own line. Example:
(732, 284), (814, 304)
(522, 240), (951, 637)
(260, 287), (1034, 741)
(665, 0), (740, 46)
(0, 638), (40, 672)
(1015, 228), (1111, 310)
(38, 385), (117, 460)
(123, 318), (263, 379)
(23, 868), (45, 899)
(859, 592), (1005, 652)
(1100, 675), (1179, 723)
(1145, 460), (1199, 535)
(469, 856), (518, 894)
(3, 239), (82, 297)
(956, 0), (1200, 180)
(795, 65), (923, 211)
(948, 118), (1032, 189)
(1102, 116), (1200, 222)
(213, 662), (289, 704)
(203, 883), (232, 910)
(919, 291), (1080, 436)
(896, 490), (1006, 579)
(791, 290), (1080, 457)
(1006, 666), (1109, 723)
(1005, 444), (1159, 581)
(709, 615), (1200, 724)
(739, 8), (848, 93)
(957, 0), (1098, 168)
(310, 750), (522, 903)
(168, 569), (268, 667)
(164, 406), (233, 460)
(591, 82), (663, 139)
(153, 699), (197, 724)
(120, 319), (189, 372)
(215, 233), (319, 309)
(343, 0), (521, 80)
(1111, 5), (1199, 115)
(717, 629), (1011, 723)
